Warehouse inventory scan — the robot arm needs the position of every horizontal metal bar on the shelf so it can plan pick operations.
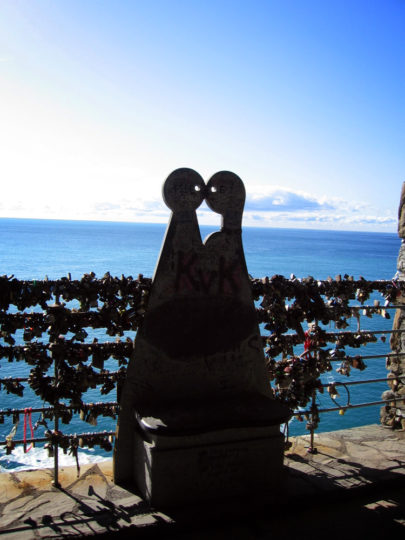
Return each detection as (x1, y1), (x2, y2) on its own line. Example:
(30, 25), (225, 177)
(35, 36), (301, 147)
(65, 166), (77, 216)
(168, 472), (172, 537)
(0, 431), (116, 447)
(1, 353), (403, 387)
(0, 406), (50, 414)
(0, 437), (49, 445)
(3, 277), (403, 292)
(295, 396), (405, 416)
(0, 372), (123, 384)
(315, 329), (405, 336)
(265, 328), (405, 345)
(0, 402), (118, 415)
(319, 376), (405, 387)
(355, 352), (405, 360)
(0, 343), (133, 355)
(317, 397), (405, 413)
(349, 304), (405, 310)
(0, 377), (29, 383)
(366, 329), (403, 335)
(0, 276), (400, 287)
(325, 352), (405, 361)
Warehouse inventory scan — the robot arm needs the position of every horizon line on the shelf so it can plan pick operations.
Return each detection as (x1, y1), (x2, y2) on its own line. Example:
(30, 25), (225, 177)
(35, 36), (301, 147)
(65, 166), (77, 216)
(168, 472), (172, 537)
(0, 215), (398, 236)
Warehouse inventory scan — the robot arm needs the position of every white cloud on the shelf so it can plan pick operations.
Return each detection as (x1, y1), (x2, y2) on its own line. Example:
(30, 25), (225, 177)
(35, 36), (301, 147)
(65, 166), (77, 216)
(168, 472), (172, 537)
(238, 207), (397, 231)
(245, 187), (334, 212)
(240, 187), (396, 230)
(0, 176), (397, 232)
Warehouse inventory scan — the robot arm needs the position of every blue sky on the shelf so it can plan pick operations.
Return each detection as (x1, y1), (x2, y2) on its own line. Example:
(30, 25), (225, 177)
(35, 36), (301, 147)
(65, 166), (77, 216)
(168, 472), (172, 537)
(0, 0), (404, 231)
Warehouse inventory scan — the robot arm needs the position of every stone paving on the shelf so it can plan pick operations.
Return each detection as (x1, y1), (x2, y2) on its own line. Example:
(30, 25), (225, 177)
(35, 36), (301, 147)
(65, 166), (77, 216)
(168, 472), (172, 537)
(0, 424), (404, 538)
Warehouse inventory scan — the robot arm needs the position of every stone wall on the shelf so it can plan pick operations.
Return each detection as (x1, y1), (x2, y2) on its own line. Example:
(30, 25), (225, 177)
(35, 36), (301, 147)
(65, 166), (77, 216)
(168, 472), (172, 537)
(381, 182), (405, 430)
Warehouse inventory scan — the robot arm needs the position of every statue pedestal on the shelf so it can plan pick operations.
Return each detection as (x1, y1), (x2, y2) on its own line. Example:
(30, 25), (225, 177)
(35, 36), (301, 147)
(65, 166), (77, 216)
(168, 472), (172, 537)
(132, 394), (290, 507)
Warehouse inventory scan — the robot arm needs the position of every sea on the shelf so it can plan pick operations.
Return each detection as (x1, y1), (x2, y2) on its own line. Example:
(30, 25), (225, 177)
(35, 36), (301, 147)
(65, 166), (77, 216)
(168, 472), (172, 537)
(0, 218), (401, 472)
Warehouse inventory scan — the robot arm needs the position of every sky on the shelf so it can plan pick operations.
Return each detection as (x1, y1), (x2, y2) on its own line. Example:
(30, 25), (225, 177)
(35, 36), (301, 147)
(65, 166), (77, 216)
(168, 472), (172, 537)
(0, 0), (404, 232)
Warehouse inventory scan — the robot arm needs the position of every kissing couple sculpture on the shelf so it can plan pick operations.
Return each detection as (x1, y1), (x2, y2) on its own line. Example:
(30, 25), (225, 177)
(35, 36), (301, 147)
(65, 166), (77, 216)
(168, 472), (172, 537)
(113, 168), (288, 489)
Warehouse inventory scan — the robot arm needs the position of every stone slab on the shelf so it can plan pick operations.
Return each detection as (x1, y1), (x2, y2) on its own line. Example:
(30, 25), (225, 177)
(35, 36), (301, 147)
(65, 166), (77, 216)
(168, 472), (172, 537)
(1, 425), (404, 538)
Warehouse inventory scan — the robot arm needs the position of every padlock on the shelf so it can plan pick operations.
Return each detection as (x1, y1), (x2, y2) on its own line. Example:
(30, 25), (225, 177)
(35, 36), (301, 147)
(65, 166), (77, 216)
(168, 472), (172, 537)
(6, 440), (15, 455)
(44, 443), (54, 458)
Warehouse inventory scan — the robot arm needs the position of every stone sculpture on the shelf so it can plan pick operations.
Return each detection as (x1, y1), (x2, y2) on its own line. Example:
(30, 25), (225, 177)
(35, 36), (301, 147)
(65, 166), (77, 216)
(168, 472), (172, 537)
(114, 168), (291, 506)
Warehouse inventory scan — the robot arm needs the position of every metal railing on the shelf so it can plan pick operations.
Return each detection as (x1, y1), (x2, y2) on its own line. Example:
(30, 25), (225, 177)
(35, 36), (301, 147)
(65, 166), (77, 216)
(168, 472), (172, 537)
(1, 274), (404, 486)
(293, 374), (405, 453)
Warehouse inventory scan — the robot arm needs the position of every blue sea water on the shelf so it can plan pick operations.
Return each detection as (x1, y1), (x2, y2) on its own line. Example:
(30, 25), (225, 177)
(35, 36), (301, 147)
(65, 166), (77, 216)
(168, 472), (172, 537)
(0, 218), (401, 471)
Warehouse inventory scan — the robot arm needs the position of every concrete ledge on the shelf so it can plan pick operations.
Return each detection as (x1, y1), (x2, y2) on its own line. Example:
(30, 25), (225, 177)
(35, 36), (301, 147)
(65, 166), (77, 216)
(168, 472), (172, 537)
(1, 424), (404, 538)
(284, 423), (405, 499)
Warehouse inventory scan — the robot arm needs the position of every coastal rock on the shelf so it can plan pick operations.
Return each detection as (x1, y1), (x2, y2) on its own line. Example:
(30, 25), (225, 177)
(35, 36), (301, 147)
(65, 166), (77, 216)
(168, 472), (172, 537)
(382, 182), (405, 427)
(398, 182), (405, 238)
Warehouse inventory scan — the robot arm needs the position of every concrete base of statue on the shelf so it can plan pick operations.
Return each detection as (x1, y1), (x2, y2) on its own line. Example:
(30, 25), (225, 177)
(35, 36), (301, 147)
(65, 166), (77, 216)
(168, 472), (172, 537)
(132, 394), (291, 507)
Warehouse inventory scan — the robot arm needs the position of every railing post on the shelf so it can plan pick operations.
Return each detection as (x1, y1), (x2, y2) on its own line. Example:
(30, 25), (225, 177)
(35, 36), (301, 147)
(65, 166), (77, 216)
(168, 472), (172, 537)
(307, 390), (318, 454)
(52, 357), (61, 488)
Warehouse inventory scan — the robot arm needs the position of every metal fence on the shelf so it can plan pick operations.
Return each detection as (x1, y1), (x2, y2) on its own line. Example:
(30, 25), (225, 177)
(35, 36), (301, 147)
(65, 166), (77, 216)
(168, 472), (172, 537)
(1, 274), (404, 485)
